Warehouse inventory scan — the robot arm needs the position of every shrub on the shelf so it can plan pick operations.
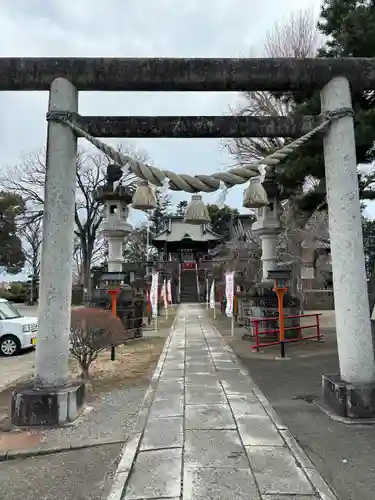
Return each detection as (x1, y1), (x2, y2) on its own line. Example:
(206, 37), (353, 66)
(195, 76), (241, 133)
(0, 283), (27, 303)
(0, 289), (13, 301)
(70, 308), (125, 379)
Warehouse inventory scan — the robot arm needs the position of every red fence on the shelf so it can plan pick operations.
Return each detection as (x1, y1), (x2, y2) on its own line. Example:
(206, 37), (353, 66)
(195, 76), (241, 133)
(251, 313), (322, 352)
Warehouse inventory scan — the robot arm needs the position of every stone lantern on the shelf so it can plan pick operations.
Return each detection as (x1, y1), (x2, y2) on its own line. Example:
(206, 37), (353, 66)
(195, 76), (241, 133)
(91, 165), (143, 339)
(94, 165), (133, 274)
(251, 170), (283, 286)
(246, 170), (300, 341)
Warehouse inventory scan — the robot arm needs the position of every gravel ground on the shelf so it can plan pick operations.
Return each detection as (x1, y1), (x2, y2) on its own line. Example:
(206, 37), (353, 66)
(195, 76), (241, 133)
(0, 384), (148, 500)
(0, 443), (123, 500)
(0, 329), (168, 499)
(0, 349), (35, 392)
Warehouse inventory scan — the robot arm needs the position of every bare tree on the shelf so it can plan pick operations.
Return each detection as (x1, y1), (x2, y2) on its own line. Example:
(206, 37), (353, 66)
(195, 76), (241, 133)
(123, 225), (157, 263)
(1, 142), (149, 297)
(226, 8), (320, 169)
(277, 203), (330, 310)
(72, 234), (107, 287)
(19, 218), (43, 303)
(224, 9), (324, 306)
(226, 92), (291, 167)
(264, 8), (320, 59)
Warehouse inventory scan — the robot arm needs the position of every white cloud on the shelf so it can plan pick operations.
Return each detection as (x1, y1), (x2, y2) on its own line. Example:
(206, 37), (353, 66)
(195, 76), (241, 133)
(0, 0), (322, 215)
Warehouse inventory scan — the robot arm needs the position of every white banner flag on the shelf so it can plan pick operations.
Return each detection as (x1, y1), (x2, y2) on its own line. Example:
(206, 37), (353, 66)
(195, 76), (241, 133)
(225, 271), (235, 318)
(161, 279), (168, 309)
(150, 271), (159, 318)
(209, 279), (215, 309)
(167, 279), (172, 303)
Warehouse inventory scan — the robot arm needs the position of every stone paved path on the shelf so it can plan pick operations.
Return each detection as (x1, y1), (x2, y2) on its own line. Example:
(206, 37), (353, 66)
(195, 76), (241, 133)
(108, 305), (338, 500)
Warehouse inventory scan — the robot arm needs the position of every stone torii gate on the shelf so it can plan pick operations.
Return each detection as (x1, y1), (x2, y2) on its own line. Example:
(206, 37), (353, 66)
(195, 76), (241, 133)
(3, 57), (375, 424)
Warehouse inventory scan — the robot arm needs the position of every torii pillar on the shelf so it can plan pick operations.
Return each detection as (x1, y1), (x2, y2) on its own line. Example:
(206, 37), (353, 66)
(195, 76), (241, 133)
(321, 76), (375, 418)
(11, 78), (85, 426)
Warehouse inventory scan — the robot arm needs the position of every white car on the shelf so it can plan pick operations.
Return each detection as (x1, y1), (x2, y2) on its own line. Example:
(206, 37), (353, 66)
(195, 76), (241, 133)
(0, 298), (38, 356)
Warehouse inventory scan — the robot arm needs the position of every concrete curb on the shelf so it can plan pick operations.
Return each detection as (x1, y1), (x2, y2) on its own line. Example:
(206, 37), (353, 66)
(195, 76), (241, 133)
(106, 312), (179, 500)
(0, 436), (127, 462)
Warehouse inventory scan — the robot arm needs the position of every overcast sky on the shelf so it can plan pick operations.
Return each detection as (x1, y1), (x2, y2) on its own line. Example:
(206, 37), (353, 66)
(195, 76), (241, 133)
(0, 0), (323, 224)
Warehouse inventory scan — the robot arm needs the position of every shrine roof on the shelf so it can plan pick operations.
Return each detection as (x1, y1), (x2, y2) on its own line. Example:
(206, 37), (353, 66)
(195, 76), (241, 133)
(152, 216), (221, 243)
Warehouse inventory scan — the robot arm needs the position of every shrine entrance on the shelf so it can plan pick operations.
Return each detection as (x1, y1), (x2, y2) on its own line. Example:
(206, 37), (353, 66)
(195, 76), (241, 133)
(2, 57), (375, 423)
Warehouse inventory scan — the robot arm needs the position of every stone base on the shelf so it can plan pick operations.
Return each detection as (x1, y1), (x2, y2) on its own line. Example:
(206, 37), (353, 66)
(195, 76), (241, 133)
(11, 382), (85, 427)
(322, 374), (375, 419)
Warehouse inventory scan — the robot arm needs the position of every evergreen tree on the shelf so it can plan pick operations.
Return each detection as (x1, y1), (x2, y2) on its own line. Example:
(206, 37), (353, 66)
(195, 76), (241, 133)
(362, 215), (375, 279)
(175, 200), (188, 217)
(277, 1), (375, 212)
(149, 190), (171, 234)
(206, 204), (240, 242)
(0, 191), (26, 273)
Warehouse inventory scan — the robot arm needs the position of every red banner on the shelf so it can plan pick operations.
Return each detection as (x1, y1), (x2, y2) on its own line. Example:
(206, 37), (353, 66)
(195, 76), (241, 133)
(182, 261), (196, 269)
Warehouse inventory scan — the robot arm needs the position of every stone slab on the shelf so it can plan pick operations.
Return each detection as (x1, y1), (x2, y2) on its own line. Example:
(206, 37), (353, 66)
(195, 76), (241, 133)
(169, 342), (185, 347)
(114, 305), (337, 500)
(229, 398), (268, 418)
(212, 358), (234, 366)
(214, 361), (239, 371)
(261, 497), (317, 500)
(186, 353), (211, 359)
(217, 369), (247, 379)
(140, 416), (183, 450)
(124, 448), (182, 499)
(157, 376), (184, 385)
(185, 373), (218, 386)
(185, 388), (227, 405)
(186, 363), (217, 375)
(246, 446), (314, 496)
(236, 415), (284, 446)
(185, 404), (236, 430)
(161, 363), (183, 370)
(155, 379), (184, 389)
(153, 386), (184, 400)
(154, 386), (184, 397)
(183, 466), (260, 500)
(185, 379), (222, 391)
(164, 352), (185, 358)
(186, 361), (212, 367)
(221, 378), (255, 396)
(163, 358), (184, 365)
(148, 396), (184, 418)
(184, 429), (248, 468)
(161, 366), (184, 375)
